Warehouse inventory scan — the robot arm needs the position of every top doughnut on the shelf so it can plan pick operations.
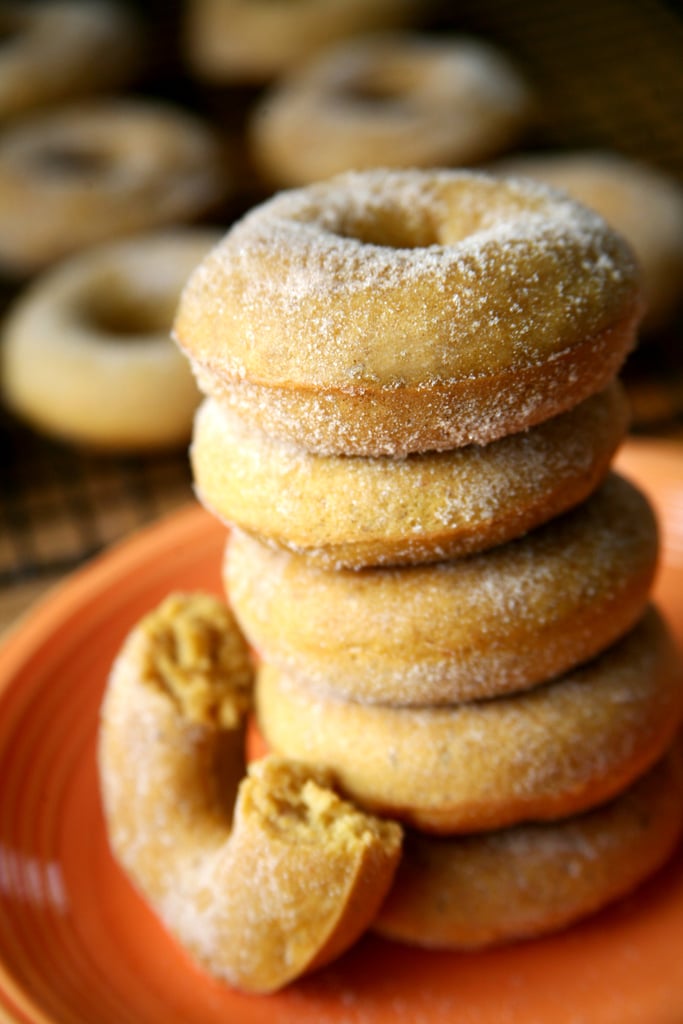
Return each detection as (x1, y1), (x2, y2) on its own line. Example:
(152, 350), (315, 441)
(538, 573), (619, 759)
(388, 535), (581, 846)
(174, 169), (643, 455)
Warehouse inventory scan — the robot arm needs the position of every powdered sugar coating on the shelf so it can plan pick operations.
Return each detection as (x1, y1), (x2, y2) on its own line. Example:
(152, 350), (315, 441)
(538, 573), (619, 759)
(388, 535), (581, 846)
(256, 608), (683, 833)
(174, 169), (642, 453)
(374, 744), (683, 949)
(227, 474), (658, 704)
(195, 382), (627, 568)
(492, 149), (683, 332)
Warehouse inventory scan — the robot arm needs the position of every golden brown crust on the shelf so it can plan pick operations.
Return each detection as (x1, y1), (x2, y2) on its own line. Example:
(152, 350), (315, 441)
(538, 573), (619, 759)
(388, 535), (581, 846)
(0, 229), (220, 450)
(256, 607), (683, 834)
(196, 383), (627, 569)
(98, 592), (402, 993)
(374, 741), (683, 950)
(175, 169), (642, 454)
(0, 100), (227, 275)
(226, 474), (658, 705)
(250, 34), (534, 187)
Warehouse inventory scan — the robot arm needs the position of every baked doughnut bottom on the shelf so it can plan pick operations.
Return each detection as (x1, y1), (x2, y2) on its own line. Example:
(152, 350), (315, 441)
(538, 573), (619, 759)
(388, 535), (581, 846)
(256, 608), (683, 833)
(375, 740), (683, 950)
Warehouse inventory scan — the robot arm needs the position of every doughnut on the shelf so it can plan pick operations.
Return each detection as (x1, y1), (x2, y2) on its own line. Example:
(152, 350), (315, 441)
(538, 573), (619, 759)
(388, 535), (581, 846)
(227, 474), (658, 706)
(183, 0), (421, 84)
(256, 607), (683, 834)
(194, 382), (628, 569)
(374, 741), (683, 950)
(174, 169), (643, 456)
(0, 0), (141, 121)
(249, 34), (535, 188)
(0, 99), (228, 276)
(1, 229), (222, 451)
(98, 593), (402, 994)
(491, 150), (683, 333)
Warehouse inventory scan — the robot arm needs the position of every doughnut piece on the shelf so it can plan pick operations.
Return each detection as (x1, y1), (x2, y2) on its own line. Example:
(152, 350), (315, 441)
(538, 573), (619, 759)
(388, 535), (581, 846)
(227, 474), (658, 705)
(195, 382), (627, 569)
(184, 0), (421, 84)
(98, 592), (402, 994)
(256, 607), (683, 834)
(174, 169), (642, 456)
(0, 99), (227, 275)
(374, 742), (683, 950)
(0, 0), (140, 121)
(492, 150), (683, 333)
(1, 229), (222, 451)
(250, 34), (535, 188)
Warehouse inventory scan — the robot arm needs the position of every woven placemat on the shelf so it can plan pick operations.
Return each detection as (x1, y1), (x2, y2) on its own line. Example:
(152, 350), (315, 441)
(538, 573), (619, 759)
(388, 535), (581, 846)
(2, 0), (683, 627)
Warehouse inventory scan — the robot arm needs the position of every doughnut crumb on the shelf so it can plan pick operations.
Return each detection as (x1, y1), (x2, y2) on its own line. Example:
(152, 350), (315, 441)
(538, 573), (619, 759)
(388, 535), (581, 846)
(242, 755), (402, 850)
(139, 592), (253, 728)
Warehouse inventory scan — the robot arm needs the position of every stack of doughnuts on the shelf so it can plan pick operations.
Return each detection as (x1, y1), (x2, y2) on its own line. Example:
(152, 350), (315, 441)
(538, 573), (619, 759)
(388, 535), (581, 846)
(168, 167), (683, 958)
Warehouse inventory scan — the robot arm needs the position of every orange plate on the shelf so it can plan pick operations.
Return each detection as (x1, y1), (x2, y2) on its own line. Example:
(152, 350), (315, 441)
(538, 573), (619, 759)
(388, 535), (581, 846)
(1, 438), (683, 1024)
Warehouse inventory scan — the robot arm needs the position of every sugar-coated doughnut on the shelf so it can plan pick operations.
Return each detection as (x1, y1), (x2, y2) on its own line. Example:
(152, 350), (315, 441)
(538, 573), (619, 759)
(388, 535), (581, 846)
(0, 99), (228, 276)
(374, 742), (683, 950)
(1, 229), (222, 451)
(250, 34), (535, 188)
(195, 382), (627, 569)
(98, 593), (402, 994)
(0, 0), (141, 121)
(184, 0), (421, 84)
(174, 169), (642, 456)
(492, 150), (683, 333)
(256, 608), (683, 834)
(227, 474), (658, 706)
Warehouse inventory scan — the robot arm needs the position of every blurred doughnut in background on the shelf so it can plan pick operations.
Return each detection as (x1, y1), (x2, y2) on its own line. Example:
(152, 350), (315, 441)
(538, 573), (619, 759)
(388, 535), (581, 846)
(0, 0), (142, 121)
(489, 149), (683, 427)
(0, 99), (229, 276)
(248, 32), (536, 188)
(490, 150), (683, 336)
(183, 0), (425, 84)
(1, 228), (221, 451)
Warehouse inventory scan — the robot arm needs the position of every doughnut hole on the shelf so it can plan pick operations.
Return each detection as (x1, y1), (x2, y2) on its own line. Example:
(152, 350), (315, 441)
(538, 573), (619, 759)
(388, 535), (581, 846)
(75, 272), (178, 341)
(328, 175), (553, 250)
(26, 141), (112, 179)
(336, 58), (425, 107)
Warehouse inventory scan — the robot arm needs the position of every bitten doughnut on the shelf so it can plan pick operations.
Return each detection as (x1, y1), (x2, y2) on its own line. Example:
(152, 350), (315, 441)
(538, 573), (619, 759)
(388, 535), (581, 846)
(227, 474), (658, 705)
(1, 229), (222, 451)
(492, 150), (683, 333)
(0, 99), (227, 275)
(250, 34), (535, 188)
(374, 742), (683, 950)
(195, 382), (627, 569)
(0, 0), (141, 121)
(184, 0), (420, 84)
(174, 169), (643, 456)
(256, 608), (683, 834)
(98, 593), (402, 994)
